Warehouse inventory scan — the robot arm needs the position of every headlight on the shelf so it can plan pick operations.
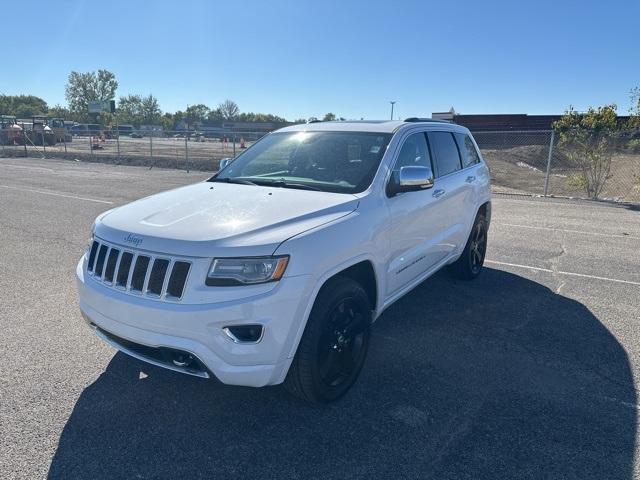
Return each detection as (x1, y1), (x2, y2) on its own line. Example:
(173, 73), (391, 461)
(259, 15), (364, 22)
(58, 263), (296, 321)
(206, 256), (289, 286)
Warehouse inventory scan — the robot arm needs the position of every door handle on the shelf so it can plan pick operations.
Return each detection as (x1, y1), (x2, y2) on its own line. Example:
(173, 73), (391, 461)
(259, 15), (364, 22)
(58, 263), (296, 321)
(432, 189), (445, 198)
(465, 175), (476, 183)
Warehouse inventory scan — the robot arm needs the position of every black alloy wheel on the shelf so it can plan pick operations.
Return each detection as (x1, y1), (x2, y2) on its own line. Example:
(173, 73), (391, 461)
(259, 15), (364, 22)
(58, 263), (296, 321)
(284, 277), (372, 404)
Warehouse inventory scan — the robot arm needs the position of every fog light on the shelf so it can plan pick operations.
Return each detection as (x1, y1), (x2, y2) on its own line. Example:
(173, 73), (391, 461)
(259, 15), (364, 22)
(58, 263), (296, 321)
(223, 325), (264, 343)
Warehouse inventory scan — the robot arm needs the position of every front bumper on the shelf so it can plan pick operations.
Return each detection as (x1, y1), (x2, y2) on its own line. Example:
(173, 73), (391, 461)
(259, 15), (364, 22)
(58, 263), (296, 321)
(76, 259), (312, 387)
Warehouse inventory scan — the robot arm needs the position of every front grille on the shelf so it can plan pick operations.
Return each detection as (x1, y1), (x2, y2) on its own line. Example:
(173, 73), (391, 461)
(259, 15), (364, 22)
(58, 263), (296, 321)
(86, 238), (191, 301)
(148, 259), (169, 295)
(130, 255), (150, 292)
(167, 261), (190, 298)
(104, 248), (119, 282)
(116, 252), (133, 287)
(94, 244), (108, 278)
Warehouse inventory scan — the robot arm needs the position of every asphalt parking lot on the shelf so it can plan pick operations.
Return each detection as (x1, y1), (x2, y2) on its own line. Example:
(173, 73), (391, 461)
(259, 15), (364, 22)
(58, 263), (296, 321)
(1, 157), (640, 480)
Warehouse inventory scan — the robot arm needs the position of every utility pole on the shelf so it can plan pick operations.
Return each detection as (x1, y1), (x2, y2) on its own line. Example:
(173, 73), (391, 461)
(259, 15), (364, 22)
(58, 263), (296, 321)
(389, 101), (397, 120)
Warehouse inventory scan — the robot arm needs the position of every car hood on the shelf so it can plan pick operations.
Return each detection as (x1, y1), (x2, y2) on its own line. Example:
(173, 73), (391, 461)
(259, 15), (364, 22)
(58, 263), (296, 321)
(94, 182), (359, 257)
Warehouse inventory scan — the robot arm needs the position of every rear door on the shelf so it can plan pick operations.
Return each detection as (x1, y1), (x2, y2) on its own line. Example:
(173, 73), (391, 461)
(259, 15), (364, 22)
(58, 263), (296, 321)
(427, 131), (471, 256)
(453, 132), (486, 229)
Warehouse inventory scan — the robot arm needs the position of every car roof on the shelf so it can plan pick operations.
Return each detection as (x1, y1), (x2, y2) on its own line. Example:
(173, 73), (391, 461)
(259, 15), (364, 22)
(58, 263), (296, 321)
(277, 119), (470, 134)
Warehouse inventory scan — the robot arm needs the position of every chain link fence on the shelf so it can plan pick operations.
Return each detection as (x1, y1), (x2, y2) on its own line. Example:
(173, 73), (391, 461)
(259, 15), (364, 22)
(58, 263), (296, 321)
(474, 129), (640, 204)
(2, 126), (639, 204)
(0, 129), (267, 171)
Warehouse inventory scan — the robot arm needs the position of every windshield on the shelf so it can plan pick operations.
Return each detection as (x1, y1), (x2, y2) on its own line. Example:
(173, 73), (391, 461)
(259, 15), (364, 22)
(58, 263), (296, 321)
(212, 131), (392, 194)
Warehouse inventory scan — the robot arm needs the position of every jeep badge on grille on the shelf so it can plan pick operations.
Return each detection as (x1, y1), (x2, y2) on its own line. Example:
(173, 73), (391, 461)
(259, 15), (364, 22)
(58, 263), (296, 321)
(123, 233), (143, 247)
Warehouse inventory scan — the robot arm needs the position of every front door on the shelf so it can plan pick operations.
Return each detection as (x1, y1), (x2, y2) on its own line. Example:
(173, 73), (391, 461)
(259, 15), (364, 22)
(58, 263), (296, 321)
(384, 132), (445, 297)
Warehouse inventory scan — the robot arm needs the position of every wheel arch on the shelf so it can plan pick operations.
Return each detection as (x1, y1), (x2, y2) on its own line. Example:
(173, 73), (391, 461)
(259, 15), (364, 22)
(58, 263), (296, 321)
(330, 260), (378, 312)
(476, 200), (491, 224)
(283, 256), (381, 363)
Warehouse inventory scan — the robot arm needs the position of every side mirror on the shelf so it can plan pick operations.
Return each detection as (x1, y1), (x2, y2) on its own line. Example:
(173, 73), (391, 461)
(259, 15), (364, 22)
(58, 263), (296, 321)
(388, 166), (434, 196)
(219, 157), (232, 170)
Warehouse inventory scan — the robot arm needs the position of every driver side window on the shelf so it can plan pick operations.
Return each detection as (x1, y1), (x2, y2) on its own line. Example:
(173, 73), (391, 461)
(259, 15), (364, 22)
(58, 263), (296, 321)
(393, 132), (433, 174)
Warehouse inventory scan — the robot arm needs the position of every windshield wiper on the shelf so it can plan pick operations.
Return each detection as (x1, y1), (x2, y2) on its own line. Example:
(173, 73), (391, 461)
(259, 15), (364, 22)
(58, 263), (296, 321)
(256, 179), (322, 191)
(208, 177), (258, 186)
(210, 177), (322, 191)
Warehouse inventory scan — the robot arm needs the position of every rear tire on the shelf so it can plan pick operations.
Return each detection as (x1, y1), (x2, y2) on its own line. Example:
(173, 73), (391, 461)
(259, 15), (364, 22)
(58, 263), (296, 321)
(449, 214), (488, 280)
(284, 277), (371, 404)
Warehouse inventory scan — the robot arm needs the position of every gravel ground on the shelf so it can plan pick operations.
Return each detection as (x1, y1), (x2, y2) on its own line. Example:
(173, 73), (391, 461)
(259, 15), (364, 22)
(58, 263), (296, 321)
(1, 157), (639, 479)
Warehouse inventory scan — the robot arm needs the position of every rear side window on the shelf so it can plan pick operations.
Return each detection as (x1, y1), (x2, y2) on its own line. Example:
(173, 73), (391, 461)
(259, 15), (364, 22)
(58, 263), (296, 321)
(428, 131), (461, 177)
(454, 133), (481, 168)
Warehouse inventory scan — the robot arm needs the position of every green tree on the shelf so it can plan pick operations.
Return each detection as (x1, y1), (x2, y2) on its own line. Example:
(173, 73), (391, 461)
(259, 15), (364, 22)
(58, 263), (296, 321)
(0, 95), (48, 117)
(185, 104), (210, 128)
(117, 94), (162, 127)
(236, 112), (287, 123)
(323, 112), (336, 121)
(207, 107), (224, 122)
(161, 112), (176, 131)
(218, 99), (239, 120)
(140, 94), (161, 125)
(47, 104), (71, 119)
(553, 104), (619, 199)
(65, 69), (118, 118)
(117, 94), (143, 125)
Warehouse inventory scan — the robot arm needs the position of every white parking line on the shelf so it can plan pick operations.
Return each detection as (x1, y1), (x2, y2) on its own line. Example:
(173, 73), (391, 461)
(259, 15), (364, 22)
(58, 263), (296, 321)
(496, 222), (638, 240)
(0, 185), (113, 205)
(494, 196), (621, 209)
(485, 260), (640, 286)
(0, 163), (56, 173)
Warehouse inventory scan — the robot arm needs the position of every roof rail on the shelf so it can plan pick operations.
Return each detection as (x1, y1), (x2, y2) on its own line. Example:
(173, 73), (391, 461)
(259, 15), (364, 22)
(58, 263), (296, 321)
(307, 119), (323, 124)
(403, 117), (452, 124)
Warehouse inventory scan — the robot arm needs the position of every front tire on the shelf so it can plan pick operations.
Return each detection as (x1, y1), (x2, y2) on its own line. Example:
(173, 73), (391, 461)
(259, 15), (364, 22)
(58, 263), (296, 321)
(284, 277), (371, 404)
(449, 214), (488, 280)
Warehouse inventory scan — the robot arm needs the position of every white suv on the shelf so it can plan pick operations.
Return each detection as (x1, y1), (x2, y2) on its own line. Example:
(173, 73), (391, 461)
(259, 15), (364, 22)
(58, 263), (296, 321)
(76, 119), (491, 403)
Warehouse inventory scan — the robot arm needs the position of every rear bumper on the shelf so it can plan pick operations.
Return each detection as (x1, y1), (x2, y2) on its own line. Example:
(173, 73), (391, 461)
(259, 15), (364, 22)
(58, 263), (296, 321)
(76, 259), (312, 387)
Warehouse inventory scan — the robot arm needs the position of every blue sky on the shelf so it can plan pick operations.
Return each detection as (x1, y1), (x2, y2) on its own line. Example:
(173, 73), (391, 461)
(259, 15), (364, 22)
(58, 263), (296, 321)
(2, 0), (639, 120)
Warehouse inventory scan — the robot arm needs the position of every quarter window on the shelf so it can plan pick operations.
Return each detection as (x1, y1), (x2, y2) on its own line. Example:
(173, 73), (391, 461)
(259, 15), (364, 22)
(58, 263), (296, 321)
(454, 133), (481, 168)
(428, 131), (462, 177)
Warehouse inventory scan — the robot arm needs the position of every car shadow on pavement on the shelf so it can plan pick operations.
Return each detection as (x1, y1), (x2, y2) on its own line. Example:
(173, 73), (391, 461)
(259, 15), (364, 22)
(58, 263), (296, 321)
(48, 268), (636, 479)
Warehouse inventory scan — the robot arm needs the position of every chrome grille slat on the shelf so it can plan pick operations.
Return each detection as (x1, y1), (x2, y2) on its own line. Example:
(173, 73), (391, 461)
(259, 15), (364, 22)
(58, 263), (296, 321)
(126, 253), (138, 291)
(112, 250), (124, 287)
(141, 256), (154, 294)
(160, 260), (175, 299)
(86, 238), (191, 302)
(102, 246), (112, 280)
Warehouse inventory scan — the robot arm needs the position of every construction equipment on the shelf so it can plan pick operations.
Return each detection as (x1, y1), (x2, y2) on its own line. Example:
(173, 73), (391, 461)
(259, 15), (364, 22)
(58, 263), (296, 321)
(27, 116), (56, 146)
(0, 115), (23, 145)
(49, 117), (72, 143)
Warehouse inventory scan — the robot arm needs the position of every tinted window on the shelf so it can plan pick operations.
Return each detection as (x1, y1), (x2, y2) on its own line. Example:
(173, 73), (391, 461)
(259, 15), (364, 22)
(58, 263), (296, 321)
(428, 131), (462, 177)
(393, 133), (431, 171)
(454, 133), (481, 168)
